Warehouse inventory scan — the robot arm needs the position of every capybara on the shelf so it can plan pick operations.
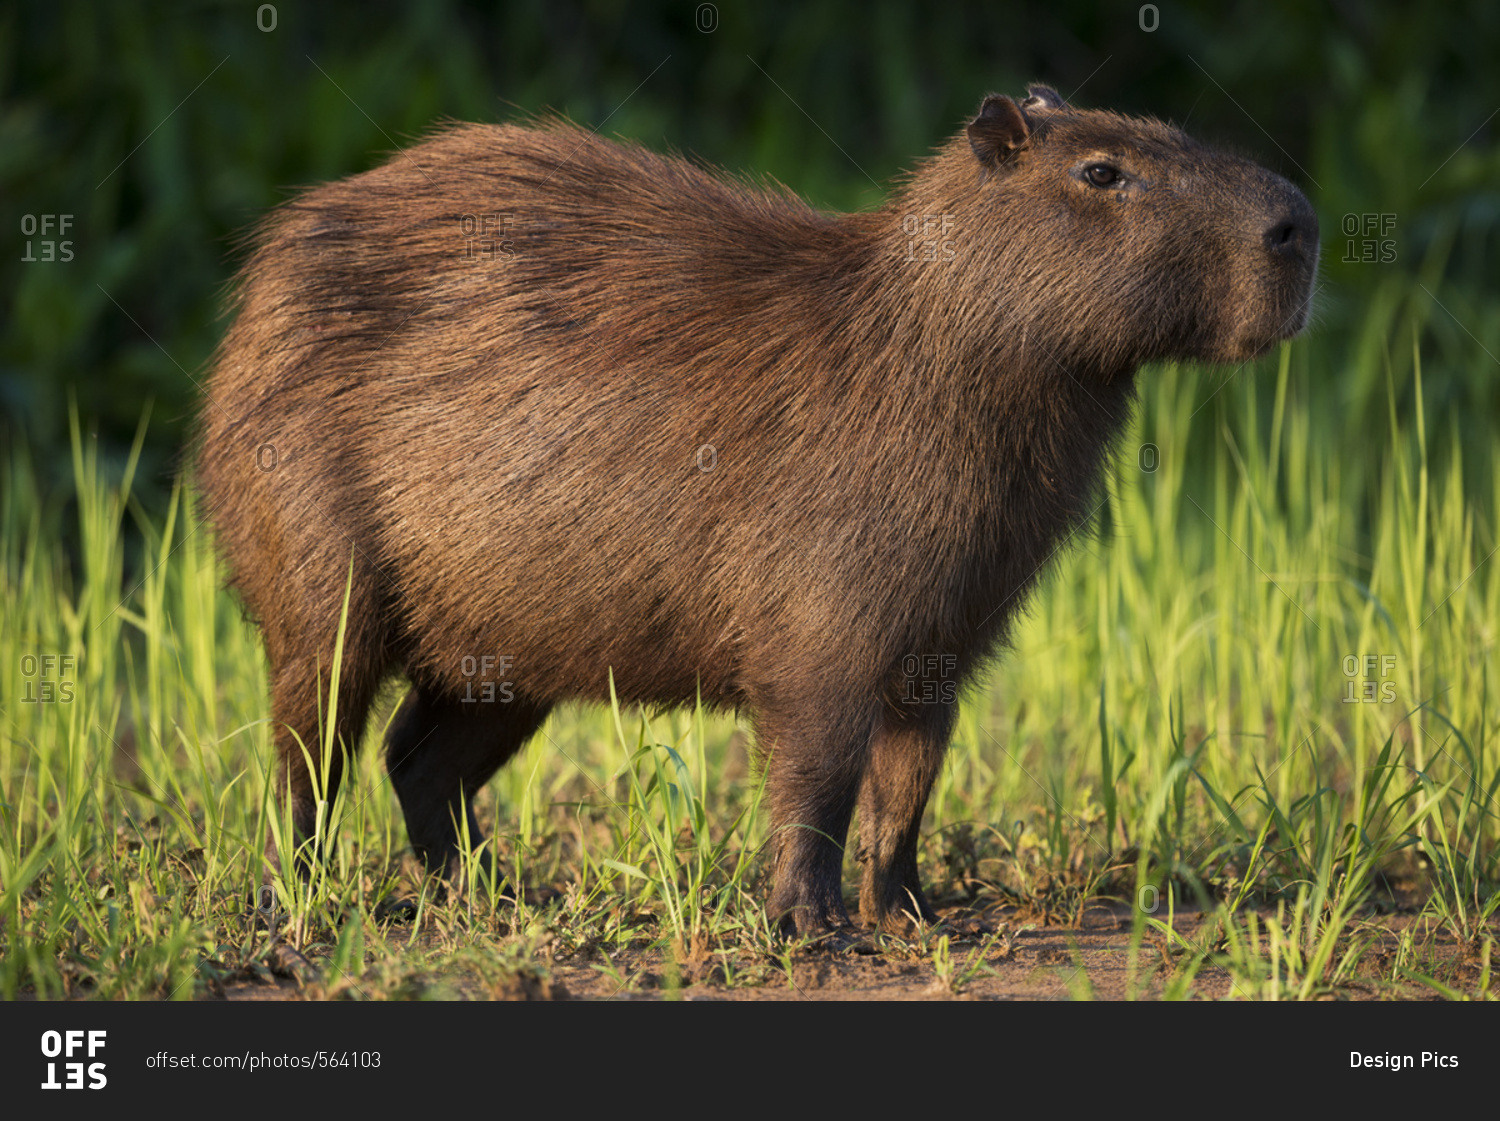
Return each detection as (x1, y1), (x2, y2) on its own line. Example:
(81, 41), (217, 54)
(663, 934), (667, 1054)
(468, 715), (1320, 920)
(196, 85), (1318, 936)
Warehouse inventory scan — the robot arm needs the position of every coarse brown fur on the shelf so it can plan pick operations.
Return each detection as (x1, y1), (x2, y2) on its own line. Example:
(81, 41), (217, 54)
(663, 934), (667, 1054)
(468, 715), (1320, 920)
(195, 86), (1318, 936)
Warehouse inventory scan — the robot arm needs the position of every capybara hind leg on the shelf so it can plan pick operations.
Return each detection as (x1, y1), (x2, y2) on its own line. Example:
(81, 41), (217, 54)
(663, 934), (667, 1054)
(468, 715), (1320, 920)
(385, 690), (551, 891)
(265, 655), (382, 885)
(857, 709), (954, 934)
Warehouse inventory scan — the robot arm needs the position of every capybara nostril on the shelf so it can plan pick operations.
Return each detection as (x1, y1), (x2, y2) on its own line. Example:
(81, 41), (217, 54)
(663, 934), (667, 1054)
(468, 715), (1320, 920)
(1265, 207), (1319, 258)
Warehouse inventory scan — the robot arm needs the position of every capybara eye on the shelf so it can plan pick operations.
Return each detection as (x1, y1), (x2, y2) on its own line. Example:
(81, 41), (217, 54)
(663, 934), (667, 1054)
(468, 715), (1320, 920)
(1083, 163), (1122, 188)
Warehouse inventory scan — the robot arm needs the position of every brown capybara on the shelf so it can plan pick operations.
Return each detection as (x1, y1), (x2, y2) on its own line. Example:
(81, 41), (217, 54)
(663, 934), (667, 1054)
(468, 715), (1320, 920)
(196, 85), (1318, 937)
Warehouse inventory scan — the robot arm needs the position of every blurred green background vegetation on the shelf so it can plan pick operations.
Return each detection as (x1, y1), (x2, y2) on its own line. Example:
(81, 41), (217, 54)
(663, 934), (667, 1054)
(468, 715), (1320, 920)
(3, 0), (1498, 502)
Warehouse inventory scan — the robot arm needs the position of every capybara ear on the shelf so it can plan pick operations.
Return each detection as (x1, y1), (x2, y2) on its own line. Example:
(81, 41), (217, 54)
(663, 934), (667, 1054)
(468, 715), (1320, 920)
(1021, 84), (1067, 110)
(967, 95), (1032, 171)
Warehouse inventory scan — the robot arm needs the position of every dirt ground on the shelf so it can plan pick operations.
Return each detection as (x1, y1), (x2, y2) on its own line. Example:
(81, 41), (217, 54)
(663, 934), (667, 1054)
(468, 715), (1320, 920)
(214, 901), (1481, 1001)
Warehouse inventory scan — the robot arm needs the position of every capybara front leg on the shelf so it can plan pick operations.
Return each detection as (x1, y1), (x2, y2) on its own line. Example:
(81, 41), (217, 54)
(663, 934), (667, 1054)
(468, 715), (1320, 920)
(857, 708), (954, 933)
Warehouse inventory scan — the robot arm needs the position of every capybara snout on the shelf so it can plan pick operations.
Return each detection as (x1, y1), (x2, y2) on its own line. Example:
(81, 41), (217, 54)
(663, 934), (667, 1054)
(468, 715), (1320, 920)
(197, 84), (1317, 935)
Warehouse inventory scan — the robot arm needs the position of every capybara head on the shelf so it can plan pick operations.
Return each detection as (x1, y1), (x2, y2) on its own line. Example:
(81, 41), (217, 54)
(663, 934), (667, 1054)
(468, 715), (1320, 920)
(951, 84), (1318, 369)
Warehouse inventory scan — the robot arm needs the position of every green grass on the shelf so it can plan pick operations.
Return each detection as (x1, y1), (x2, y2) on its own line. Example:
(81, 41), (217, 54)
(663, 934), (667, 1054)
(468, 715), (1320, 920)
(3, 294), (1498, 999)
